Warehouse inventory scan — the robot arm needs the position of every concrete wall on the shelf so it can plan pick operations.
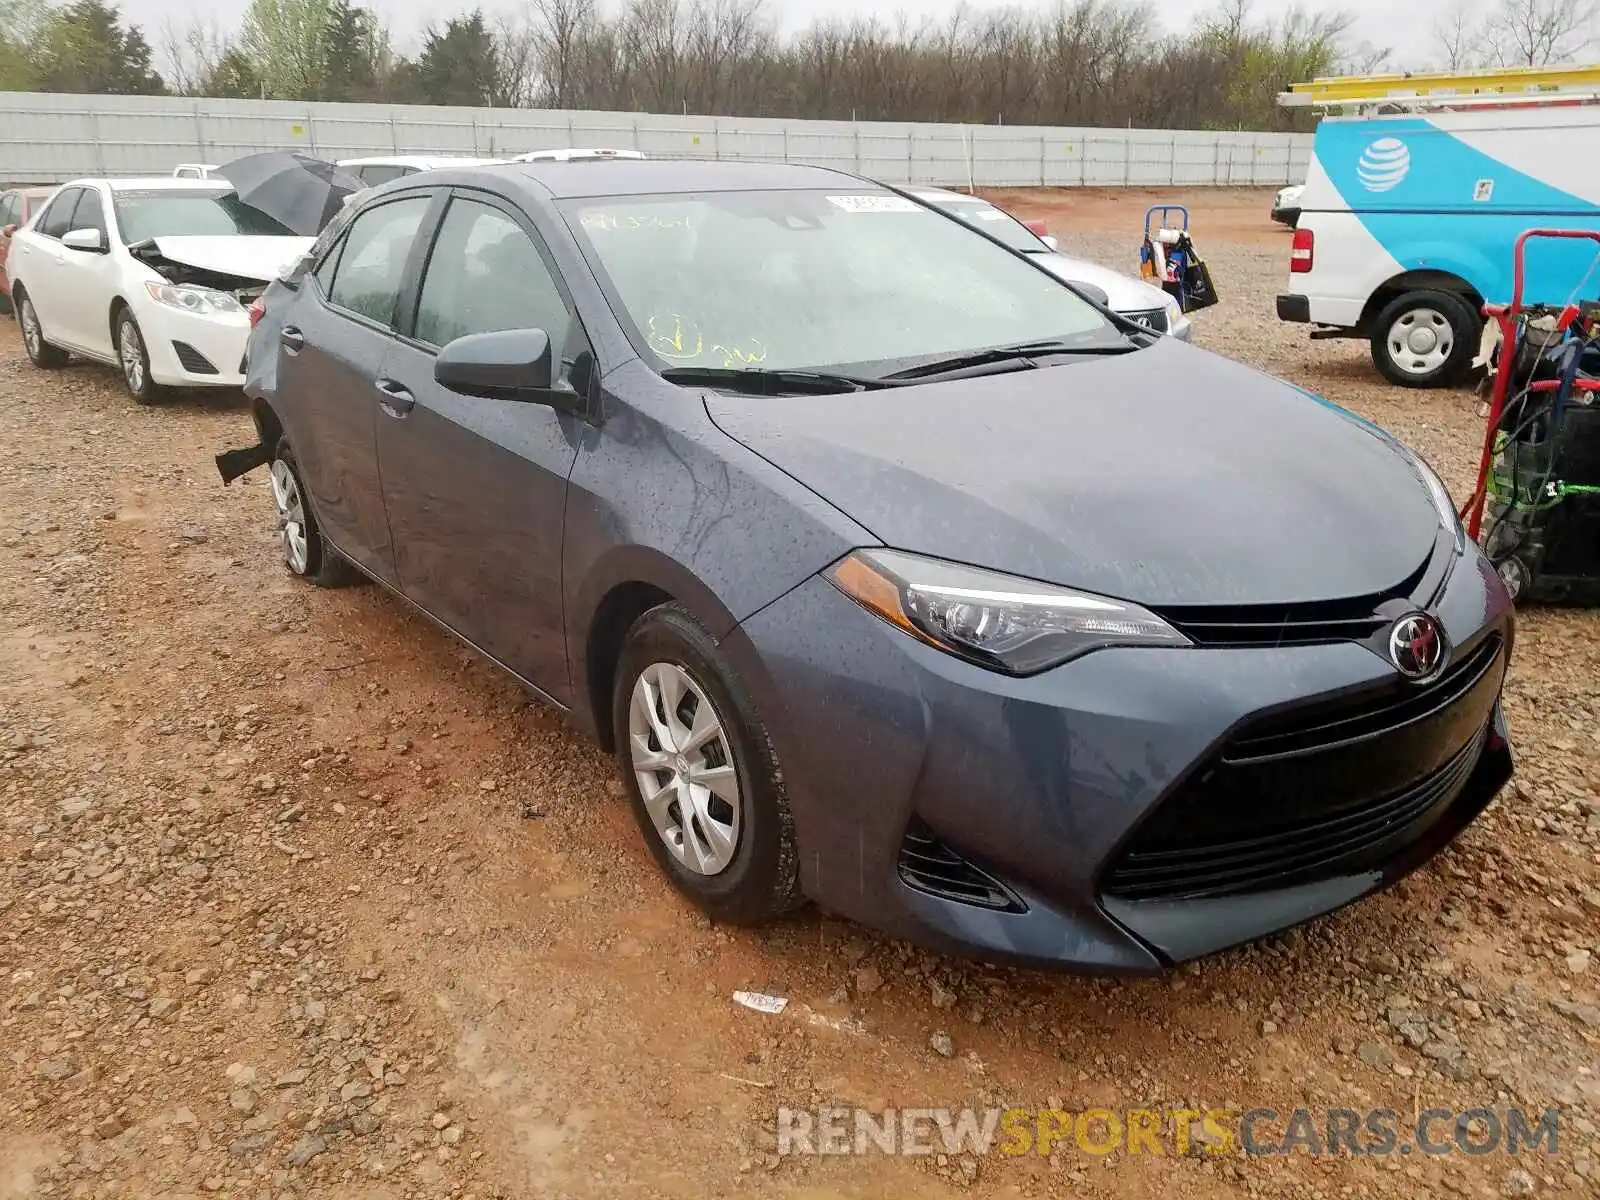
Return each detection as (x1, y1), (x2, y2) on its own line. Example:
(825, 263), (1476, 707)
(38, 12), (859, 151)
(0, 92), (1312, 187)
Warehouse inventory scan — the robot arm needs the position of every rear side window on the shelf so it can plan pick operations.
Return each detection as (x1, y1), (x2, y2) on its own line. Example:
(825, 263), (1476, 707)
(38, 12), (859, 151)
(325, 195), (430, 327)
(35, 188), (81, 239)
(0, 194), (18, 226)
(358, 165), (410, 187)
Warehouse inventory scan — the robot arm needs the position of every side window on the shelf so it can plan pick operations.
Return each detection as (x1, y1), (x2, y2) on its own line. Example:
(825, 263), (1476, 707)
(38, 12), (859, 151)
(413, 198), (578, 378)
(358, 165), (408, 187)
(36, 188), (81, 239)
(69, 189), (107, 237)
(325, 196), (430, 328)
(0, 194), (18, 226)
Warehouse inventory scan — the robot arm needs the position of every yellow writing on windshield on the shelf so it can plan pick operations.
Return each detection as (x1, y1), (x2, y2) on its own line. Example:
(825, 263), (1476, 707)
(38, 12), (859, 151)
(648, 313), (767, 368)
(581, 212), (691, 232)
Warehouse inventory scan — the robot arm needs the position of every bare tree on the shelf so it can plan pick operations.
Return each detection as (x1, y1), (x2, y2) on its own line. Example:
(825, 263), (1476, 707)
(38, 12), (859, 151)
(1431, 0), (1479, 70)
(1481, 0), (1597, 67)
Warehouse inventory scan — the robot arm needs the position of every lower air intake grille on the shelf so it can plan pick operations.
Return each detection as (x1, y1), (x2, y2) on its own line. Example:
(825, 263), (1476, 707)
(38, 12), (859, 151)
(1102, 633), (1504, 902)
(172, 341), (218, 375)
(899, 821), (1025, 913)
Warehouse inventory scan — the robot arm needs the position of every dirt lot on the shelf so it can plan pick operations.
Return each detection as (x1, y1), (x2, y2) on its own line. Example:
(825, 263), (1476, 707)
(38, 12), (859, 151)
(1, 187), (1598, 1200)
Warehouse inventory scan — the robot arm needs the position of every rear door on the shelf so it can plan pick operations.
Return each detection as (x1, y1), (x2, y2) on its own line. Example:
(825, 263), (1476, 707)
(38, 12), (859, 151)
(16, 187), (82, 336)
(373, 188), (591, 699)
(277, 189), (439, 586)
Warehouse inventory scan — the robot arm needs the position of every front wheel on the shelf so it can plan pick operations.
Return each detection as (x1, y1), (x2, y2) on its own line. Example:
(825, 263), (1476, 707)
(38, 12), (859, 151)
(1370, 290), (1480, 388)
(116, 310), (164, 405)
(612, 604), (802, 925)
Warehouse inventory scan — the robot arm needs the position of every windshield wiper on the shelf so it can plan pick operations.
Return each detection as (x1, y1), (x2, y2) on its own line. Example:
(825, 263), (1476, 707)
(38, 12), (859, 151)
(881, 337), (1142, 381)
(660, 365), (896, 394)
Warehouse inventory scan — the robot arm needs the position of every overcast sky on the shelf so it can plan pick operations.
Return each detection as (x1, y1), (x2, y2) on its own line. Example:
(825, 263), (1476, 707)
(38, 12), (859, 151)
(126, 0), (1453, 83)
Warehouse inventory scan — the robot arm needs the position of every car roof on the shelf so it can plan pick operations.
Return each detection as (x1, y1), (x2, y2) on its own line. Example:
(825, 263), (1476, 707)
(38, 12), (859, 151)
(338, 155), (502, 168)
(485, 158), (871, 199)
(911, 187), (984, 203)
(60, 177), (233, 192)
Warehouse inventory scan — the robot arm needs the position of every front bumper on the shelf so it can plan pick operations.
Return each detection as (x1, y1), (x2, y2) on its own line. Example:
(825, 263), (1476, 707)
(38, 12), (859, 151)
(723, 545), (1514, 972)
(135, 297), (251, 388)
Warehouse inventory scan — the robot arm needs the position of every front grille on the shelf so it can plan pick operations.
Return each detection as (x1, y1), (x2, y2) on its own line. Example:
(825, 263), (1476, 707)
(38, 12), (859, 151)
(172, 341), (218, 375)
(1102, 634), (1504, 902)
(1123, 307), (1169, 334)
(1157, 556), (1433, 648)
(899, 821), (1025, 913)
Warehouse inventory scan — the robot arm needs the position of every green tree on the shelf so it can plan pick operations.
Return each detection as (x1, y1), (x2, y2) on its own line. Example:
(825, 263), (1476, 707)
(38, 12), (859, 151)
(410, 10), (504, 106)
(204, 46), (264, 98)
(240, 0), (331, 99)
(321, 0), (389, 101)
(36, 0), (164, 94)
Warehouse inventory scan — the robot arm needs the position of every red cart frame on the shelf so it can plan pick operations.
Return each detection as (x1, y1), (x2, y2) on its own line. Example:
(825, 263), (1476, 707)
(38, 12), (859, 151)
(1462, 228), (1600, 539)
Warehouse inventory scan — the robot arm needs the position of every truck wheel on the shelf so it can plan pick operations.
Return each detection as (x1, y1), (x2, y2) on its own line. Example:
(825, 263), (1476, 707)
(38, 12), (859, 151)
(1370, 290), (1480, 388)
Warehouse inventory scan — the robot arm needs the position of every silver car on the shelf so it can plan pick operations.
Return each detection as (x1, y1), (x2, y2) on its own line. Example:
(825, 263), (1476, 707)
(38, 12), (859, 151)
(912, 187), (1191, 340)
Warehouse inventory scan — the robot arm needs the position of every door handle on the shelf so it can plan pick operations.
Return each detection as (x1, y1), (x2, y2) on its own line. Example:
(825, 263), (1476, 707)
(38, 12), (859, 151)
(374, 377), (415, 419)
(279, 325), (305, 353)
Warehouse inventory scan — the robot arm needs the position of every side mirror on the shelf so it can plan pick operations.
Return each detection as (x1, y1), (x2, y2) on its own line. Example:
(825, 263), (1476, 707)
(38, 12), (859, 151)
(62, 227), (105, 253)
(435, 328), (564, 404)
(1041, 234), (1059, 251)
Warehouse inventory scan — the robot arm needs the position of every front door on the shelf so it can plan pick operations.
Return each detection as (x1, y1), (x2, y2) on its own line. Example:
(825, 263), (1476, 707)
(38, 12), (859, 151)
(374, 190), (588, 701)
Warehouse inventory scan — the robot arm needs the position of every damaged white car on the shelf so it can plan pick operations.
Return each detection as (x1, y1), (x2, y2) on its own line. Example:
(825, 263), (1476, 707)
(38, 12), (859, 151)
(6, 178), (313, 403)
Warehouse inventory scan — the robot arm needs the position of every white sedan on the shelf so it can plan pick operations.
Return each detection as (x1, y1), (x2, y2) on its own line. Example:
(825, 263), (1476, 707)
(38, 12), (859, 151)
(911, 188), (1191, 340)
(7, 177), (313, 403)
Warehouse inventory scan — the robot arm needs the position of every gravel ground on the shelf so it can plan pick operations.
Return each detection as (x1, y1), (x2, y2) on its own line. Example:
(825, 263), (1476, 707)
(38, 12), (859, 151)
(1, 188), (1598, 1200)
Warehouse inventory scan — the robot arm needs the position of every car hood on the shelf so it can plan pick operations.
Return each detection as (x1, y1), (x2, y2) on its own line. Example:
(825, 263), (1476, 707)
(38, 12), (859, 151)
(1028, 252), (1170, 313)
(704, 339), (1443, 607)
(145, 235), (317, 283)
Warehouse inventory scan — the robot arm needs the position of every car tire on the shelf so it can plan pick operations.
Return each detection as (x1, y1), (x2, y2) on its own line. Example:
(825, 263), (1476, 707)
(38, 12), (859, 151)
(115, 309), (164, 405)
(16, 288), (66, 368)
(1371, 290), (1481, 388)
(269, 443), (363, 588)
(611, 603), (803, 926)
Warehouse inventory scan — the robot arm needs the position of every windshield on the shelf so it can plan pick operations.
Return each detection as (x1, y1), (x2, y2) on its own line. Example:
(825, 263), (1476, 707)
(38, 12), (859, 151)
(112, 190), (296, 243)
(561, 189), (1116, 375)
(924, 198), (1046, 253)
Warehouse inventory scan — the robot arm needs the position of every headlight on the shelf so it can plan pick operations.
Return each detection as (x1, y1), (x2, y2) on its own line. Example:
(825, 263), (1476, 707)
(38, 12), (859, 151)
(825, 549), (1190, 675)
(144, 281), (243, 315)
(1402, 448), (1467, 551)
(1162, 293), (1184, 329)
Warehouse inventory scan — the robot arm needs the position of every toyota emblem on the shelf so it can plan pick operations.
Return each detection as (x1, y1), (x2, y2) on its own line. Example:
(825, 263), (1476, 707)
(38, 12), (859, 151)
(1388, 612), (1445, 680)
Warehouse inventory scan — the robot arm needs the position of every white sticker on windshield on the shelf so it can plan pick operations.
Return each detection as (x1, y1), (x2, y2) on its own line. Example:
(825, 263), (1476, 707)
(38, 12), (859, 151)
(826, 194), (921, 213)
(974, 209), (1008, 220)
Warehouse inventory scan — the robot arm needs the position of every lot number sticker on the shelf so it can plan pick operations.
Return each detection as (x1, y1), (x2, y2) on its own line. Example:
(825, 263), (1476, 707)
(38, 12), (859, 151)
(826, 194), (921, 213)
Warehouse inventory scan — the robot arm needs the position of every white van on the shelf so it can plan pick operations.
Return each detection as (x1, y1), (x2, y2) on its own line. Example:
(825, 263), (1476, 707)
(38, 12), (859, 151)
(1276, 92), (1600, 387)
(335, 155), (506, 188)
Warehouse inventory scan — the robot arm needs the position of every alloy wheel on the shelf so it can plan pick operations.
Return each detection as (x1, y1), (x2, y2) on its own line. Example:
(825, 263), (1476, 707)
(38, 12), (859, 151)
(20, 298), (40, 358)
(269, 459), (310, 575)
(119, 319), (145, 394)
(627, 661), (742, 876)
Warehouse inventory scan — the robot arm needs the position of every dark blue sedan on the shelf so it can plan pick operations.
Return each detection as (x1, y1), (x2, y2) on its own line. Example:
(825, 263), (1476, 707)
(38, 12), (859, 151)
(220, 159), (1514, 972)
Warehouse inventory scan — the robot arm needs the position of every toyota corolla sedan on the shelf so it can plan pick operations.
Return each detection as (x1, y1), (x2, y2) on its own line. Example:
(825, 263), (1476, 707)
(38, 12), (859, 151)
(220, 160), (1514, 972)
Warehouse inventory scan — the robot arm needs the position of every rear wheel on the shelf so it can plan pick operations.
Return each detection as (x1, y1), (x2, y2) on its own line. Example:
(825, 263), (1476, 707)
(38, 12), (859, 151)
(17, 288), (66, 368)
(1370, 289), (1480, 388)
(269, 443), (362, 587)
